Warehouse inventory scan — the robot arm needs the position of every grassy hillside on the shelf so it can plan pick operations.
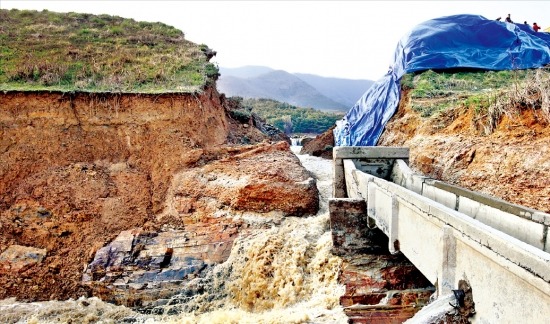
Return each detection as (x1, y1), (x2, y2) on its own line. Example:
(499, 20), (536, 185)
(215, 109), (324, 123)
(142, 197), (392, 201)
(229, 97), (344, 134)
(0, 9), (218, 93)
(401, 67), (550, 134)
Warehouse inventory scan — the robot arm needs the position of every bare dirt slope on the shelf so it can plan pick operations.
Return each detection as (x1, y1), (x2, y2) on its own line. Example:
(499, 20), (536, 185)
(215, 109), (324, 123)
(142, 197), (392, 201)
(0, 87), (316, 302)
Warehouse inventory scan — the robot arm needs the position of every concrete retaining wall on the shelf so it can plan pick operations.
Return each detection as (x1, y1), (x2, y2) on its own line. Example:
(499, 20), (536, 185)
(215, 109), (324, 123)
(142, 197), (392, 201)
(342, 156), (550, 323)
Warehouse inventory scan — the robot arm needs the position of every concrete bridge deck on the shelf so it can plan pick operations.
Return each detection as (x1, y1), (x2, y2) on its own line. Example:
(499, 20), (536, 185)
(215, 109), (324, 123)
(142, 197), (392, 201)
(330, 146), (550, 323)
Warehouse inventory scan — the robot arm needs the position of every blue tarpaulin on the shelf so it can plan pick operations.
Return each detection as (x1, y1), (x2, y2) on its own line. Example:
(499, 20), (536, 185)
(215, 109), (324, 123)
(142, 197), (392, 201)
(334, 14), (550, 146)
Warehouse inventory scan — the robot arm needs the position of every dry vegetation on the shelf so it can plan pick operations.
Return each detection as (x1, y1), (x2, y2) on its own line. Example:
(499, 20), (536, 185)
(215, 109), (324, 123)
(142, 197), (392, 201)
(402, 67), (550, 135)
(0, 9), (219, 93)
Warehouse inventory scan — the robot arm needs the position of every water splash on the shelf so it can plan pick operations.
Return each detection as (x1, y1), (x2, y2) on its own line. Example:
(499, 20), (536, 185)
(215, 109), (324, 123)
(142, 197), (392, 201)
(290, 137), (302, 146)
(228, 216), (342, 311)
(0, 297), (135, 324)
(0, 151), (347, 323)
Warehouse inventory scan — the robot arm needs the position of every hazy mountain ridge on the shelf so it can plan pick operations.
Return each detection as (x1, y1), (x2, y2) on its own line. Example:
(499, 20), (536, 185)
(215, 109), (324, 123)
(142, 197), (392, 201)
(219, 66), (274, 78)
(218, 66), (374, 112)
(294, 73), (375, 107)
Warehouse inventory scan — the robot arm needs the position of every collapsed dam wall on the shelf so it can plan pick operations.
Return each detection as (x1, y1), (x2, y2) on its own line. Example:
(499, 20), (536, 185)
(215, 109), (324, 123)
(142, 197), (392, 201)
(0, 87), (318, 303)
(0, 87), (229, 301)
(1, 88), (229, 213)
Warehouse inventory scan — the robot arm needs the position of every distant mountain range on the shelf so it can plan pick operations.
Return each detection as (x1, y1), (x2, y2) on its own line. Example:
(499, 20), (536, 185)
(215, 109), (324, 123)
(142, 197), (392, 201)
(217, 66), (374, 112)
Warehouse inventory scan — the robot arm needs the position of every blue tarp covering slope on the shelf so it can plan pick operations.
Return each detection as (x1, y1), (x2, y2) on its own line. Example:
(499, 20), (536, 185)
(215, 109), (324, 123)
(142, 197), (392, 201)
(334, 14), (550, 146)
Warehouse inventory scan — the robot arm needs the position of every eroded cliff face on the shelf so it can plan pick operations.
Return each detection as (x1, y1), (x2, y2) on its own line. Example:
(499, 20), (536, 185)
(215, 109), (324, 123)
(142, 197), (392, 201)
(0, 87), (318, 303)
(1, 88), (228, 212)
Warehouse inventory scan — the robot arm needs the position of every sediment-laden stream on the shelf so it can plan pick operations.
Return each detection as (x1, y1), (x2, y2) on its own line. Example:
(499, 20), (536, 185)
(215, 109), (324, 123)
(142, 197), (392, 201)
(0, 147), (348, 324)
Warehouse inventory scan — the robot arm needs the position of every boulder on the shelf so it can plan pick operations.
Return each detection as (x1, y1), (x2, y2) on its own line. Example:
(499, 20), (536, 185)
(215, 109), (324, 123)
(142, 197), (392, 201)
(0, 245), (47, 272)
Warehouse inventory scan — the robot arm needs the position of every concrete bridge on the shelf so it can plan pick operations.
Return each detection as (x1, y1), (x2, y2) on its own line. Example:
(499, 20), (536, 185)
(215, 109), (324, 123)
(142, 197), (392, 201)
(329, 146), (550, 323)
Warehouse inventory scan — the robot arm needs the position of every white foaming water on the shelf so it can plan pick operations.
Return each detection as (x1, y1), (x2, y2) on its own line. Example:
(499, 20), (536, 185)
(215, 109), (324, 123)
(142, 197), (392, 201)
(0, 149), (347, 324)
(0, 297), (135, 324)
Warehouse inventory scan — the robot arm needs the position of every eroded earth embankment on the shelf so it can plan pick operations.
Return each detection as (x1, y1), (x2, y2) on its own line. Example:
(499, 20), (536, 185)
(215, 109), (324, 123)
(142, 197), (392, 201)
(0, 87), (318, 304)
(378, 89), (550, 214)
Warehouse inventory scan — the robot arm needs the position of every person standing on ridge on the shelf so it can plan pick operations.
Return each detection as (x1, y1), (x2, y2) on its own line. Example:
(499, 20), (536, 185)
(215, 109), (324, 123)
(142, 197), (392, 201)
(533, 22), (541, 32)
(505, 14), (513, 23)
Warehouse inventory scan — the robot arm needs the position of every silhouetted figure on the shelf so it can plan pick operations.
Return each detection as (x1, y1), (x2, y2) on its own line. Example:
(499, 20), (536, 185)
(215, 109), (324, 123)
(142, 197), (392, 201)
(505, 14), (513, 23)
(533, 22), (541, 32)
(524, 21), (528, 25)
(496, 17), (502, 21)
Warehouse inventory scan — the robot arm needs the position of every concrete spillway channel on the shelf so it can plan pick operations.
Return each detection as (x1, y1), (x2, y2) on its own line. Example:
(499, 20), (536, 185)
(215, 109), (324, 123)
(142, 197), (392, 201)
(330, 146), (550, 323)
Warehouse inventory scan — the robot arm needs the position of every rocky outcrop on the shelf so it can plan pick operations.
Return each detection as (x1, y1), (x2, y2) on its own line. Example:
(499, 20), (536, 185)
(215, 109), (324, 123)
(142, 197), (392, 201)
(0, 245), (47, 272)
(329, 199), (435, 323)
(340, 254), (435, 324)
(161, 141), (318, 223)
(82, 226), (236, 307)
(300, 125), (335, 159)
(81, 142), (319, 306)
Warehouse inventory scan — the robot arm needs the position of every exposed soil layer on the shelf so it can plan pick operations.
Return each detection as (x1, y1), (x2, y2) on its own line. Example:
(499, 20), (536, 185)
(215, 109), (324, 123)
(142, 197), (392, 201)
(379, 89), (550, 213)
(0, 88), (315, 302)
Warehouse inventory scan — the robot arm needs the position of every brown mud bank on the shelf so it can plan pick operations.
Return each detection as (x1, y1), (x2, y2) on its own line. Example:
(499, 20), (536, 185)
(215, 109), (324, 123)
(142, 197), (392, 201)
(0, 88), (317, 304)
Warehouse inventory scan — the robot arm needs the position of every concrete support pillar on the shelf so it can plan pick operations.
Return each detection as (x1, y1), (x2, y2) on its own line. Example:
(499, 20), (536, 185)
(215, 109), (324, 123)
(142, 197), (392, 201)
(389, 195), (400, 254)
(438, 225), (457, 296)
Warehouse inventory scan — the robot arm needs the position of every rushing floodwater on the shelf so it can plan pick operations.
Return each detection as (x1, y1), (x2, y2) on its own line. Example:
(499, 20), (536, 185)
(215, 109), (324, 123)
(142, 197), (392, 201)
(0, 146), (347, 324)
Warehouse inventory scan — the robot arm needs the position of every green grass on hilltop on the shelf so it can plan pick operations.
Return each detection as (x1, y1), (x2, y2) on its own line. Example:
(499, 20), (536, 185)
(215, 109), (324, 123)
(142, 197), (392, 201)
(0, 9), (219, 93)
(402, 67), (550, 134)
(402, 68), (550, 116)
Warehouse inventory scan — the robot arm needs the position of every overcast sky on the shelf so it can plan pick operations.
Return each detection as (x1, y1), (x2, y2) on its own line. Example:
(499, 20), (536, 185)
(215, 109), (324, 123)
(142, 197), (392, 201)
(3, 1), (550, 80)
